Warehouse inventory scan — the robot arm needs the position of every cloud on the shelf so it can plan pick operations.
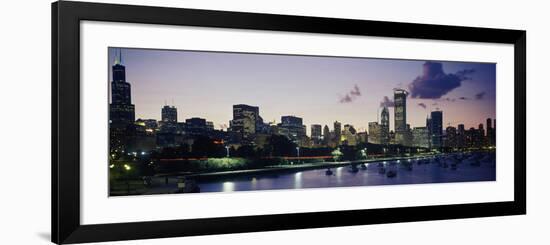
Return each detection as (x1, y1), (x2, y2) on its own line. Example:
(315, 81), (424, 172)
(436, 92), (484, 103)
(456, 68), (476, 77)
(417, 103), (427, 109)
(350, 85), (361, 96)
(408, 61), (475, 99)
(340, 94), (353, 103)
(379, 96), (395, 107)
(475, 91), (486, 100)
(442, 97), (456, 102)
(339, 84), (361, 103)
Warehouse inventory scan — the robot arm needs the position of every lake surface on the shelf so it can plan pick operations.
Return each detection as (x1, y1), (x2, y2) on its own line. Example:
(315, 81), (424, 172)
(197, 152), (496, 193)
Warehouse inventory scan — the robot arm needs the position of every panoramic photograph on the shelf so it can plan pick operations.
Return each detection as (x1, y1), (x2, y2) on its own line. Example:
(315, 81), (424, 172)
(108, 47), (496, 196)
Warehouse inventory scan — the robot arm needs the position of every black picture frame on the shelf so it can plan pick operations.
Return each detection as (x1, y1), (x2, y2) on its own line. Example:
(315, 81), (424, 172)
(52, 1), (526, 244)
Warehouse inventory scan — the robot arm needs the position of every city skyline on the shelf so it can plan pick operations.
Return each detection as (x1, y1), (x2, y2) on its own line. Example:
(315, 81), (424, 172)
(107, 47), (497, 196)
(108, 47), (496, 133)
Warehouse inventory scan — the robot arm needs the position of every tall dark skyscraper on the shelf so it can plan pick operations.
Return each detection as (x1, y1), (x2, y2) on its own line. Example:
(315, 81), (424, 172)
(394, 89), (408, 145)
(333, 121), (342, 145)
(445, 126), (457, 148)
(457, 124), (466, 148)
(109, 49), (135, 151)
(486, 118), (492, 135)
(323, 125), (331, 145)
(161, 105), (177, 123)
(380, 106), (390, 145)
(311, 124), (322, 145)
(478, 123), (484, 136)
(430, 110), (443, 148)
(158, 105), (178, 136)
(486, 118), (496, 146)
(110, 50), (135, 126)
(230, 104), (261, 142)
(478, 123), (486, 146)
(368, 122), (381, 144)
(279, 116), (306, 140)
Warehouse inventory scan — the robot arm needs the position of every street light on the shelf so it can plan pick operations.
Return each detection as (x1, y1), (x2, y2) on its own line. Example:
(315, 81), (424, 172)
(296, 146), (300, 163)
(122, 163), (132, 194)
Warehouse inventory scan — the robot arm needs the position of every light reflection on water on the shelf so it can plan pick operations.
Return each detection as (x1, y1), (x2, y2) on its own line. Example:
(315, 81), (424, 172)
(335, 167), (343, 184)
(198, 153), (496, 193)
(222, 181), (235, 192)
(251, 177), (257, 189)
(294, 172), (302, 189)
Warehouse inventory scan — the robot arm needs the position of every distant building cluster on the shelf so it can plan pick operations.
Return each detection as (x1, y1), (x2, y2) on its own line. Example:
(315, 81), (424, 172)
(109, 51), (496, 156)
(366, 89), (496, 150)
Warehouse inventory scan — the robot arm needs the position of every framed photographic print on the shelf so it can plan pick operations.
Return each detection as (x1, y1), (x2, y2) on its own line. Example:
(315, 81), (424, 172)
(52, 1), (526, 244)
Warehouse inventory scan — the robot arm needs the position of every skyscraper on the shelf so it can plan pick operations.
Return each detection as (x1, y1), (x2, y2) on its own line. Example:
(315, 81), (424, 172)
(368, 122), (381, 144)
(161, 105), (177, 123)
(429, 110), (443, 149)
(110, 49), (135, 126)
(323, 125), (331, 146)
(487, 118), (495, 146)
(478, 123), (484, 136)
(311, 124), (322, 145)
(279, 116), (307, 143)
(156, 105), (179, 146)
(184, 117), (208, 135)
(468, 126), (484, 148)
(457, 124), (466, 148)
(394, 89), (408, 145)
(109, 49), (135, 152)
(478, 123), (486, 146)
(206, 121), (214, 131)
(230, 104), (260, 142)
(486, 118), (492, 136)
(445, 126), (457, 148)
(380, 106), (390, 145)
(411, 127), (430, 148)
(158, 105), (178, 137)
(357, 131), (368, 144)
(333, 121), (342, 145)
(342, 124), (357, 146)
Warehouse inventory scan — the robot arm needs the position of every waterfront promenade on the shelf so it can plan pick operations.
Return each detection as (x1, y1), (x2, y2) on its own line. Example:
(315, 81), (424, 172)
(109, 151), (495, 196)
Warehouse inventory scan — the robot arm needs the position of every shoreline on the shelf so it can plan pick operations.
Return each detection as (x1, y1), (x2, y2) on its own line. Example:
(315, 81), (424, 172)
(157, 154), (439, 182)
(109, 151), (494, 196)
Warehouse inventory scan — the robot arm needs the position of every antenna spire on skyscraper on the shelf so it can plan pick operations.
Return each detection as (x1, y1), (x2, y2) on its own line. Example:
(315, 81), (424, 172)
(114, 48), (123, 65)
(113, 49), (119, 65)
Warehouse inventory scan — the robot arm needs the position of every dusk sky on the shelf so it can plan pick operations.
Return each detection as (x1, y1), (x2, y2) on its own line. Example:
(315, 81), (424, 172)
(108, 48), (496, 134)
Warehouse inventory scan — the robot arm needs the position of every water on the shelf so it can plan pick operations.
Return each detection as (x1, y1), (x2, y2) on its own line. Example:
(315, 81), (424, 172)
(197, 152), (496, 193)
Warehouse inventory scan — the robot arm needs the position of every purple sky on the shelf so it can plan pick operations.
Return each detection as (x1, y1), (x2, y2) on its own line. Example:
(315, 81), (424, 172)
(108, 48), (496, 134)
